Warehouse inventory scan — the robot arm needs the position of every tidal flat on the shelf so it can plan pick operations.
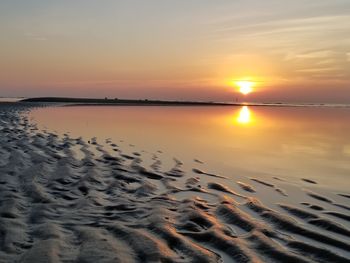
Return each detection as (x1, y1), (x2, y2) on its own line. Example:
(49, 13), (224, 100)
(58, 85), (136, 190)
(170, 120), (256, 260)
(0, 102), (349, 262)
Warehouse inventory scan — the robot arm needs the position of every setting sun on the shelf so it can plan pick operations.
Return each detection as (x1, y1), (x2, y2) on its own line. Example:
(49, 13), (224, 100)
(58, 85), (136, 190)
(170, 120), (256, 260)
(236, 81), (255, 95)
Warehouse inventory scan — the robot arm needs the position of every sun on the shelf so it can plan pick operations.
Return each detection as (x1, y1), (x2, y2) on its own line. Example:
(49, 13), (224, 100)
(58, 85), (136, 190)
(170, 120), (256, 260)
(235, 81), (254, 95)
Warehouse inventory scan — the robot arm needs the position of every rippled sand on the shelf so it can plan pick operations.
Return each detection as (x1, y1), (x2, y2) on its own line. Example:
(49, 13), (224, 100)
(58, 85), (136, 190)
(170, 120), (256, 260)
(0, 102), (349, 263)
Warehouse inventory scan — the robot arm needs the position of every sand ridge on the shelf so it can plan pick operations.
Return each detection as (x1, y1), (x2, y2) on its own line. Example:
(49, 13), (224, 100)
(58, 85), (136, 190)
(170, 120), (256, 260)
(0, 102), (349, 263)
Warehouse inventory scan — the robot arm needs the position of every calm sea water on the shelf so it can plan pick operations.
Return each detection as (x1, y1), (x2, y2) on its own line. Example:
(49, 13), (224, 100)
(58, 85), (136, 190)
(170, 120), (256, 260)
(30, 105), (350, 191)
(0, 97), (24, 102)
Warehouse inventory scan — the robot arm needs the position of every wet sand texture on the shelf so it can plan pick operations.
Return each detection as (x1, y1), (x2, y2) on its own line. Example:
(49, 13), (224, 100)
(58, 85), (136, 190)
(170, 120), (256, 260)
(0, 102), (349, 263)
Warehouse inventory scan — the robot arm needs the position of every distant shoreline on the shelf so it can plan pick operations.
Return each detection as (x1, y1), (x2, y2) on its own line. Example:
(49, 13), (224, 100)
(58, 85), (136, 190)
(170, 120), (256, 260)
(22, 97), (233, 106)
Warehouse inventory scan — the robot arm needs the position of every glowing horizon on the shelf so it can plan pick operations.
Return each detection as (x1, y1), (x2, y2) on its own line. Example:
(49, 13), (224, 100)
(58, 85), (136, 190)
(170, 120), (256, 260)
(0, 1), (349, 102)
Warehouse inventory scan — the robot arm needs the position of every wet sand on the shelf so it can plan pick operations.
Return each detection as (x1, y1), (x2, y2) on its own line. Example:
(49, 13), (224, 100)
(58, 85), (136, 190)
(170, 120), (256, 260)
(0, 102), (349, 262)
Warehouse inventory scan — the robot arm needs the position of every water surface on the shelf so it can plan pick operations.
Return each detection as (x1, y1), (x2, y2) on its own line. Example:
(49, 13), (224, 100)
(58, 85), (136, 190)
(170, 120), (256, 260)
(30, 105), (350, 191)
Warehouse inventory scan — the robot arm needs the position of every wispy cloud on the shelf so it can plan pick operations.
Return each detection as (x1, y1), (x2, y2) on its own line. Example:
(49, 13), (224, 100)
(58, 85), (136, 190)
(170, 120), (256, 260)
(24, 32), (48, 41)
(208, 10), (350, 82)
(346, 52), (350, 62)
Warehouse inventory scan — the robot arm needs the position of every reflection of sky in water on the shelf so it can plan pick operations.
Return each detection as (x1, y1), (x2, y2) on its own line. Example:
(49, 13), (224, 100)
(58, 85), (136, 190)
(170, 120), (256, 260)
(30, 106), (350, 191)
(0, 97), (24, 102)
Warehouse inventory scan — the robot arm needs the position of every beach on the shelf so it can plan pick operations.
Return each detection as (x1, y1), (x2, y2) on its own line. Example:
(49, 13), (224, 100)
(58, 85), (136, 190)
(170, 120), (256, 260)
(1, 102), (350, 263)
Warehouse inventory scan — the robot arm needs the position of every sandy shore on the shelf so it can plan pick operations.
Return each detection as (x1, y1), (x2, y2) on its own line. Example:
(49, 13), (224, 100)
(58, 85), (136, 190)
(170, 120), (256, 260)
(0, 102), (349, 263)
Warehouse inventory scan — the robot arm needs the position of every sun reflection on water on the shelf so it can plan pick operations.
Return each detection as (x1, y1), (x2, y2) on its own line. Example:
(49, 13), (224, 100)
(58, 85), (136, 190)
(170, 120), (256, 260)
(237, 106), (252, 124)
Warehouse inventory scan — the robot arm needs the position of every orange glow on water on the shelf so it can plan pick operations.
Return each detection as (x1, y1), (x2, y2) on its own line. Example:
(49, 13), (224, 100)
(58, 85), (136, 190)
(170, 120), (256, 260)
(237, 106), (252, 124)
(30, 105), (350, 191)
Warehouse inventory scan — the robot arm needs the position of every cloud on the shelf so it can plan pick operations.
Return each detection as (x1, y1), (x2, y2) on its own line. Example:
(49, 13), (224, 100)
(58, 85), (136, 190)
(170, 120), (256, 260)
(24, 33), (48, 41)
(346, 52), (350, 62)
(209, 9), (350, 82)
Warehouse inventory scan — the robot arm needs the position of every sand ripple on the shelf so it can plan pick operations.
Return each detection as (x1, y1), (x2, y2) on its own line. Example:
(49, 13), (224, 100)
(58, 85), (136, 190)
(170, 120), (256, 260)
(0, 103), (349, 263)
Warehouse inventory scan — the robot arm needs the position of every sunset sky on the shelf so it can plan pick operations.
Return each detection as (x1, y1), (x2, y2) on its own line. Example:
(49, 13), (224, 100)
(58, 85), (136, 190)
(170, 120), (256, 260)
(1, 0), (350, 102)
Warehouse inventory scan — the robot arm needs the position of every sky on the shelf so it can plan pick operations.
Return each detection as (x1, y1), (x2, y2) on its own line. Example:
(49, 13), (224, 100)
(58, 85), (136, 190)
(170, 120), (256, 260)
(0, 0), (350, 102)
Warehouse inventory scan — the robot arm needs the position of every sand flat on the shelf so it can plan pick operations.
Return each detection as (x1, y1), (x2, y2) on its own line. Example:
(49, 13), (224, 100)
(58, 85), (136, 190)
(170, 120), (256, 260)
(0, 102), (349, 262)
